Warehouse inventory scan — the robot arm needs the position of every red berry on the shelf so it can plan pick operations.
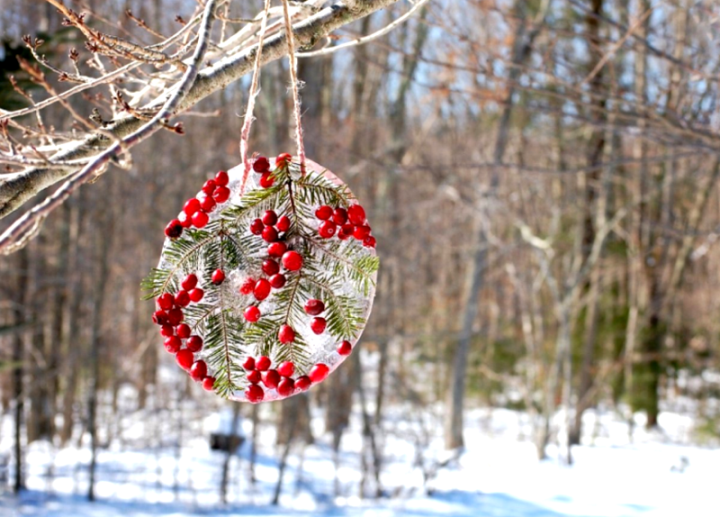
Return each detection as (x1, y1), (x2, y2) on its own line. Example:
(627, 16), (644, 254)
(256, 356), (272, 371)
(338, 227), (351, 240)
(202, 376), (216, 391)
(200, 195), (216, 213)
(315, 205), (333, 220)
(176, 349), (194, 370)
(157, 293), (175, 311)
(167, 308), (183, 326)
(184, 198), (201, 216)
(211, 269), (225, 285)
(202, 179), (216, 194)
(244, 305), (261, 323)
(181, 273), (198, 291)
(262, 369), (280, 389)
(262, 259), (280, 276)
(254, 279), (271, 301)
(176, 324), (191, 339)
(189, 288), (204, 303)
(295, 376), (311, 391)
(253, 156), (270, 173)
(247, 369), (262, 384)
(269, 273), (286, 289)
(160, 324), (174, 338)
(275, 153), (292, 166)
(178, 211), (192, 228)
(348, 204), (366, 225)
(282, 251), (303, 271)
(250, 218), (264, 235)
(165, 219), (183, 239)
(242, 357), (256, 370)
(337, 340), (352, 355)
(186, 335), (203, 352)
(262, 226), (278, 243)
(259, 172), (274, 189)
(277, 361), (295, 378)
(309, 364), (329, 383)
(310, 317), (327, 334)
(277, 378), (295, 397)
(333, 208), (348, 225)
(164, 336), (181, 353)
(268, 242), (287, 258)
(363, 235), (376, 248)
(262, 210), (278, 226)
(304, 299), (325, 316)
(245, 384), (264, 403)
(240, 278), (256, 295)
(191, 210), (209, 228)
(215, 170), (229, 186)
(341, 223), (354, 236)
(213, 186), (230, 203)
(276, 215), (291, 232)
(353, 225), (371, 240)
(174, 290), (190, 307)
(152, 310), (168, 326)
(278, 324), (295, 344)
(190, 360), (207, 381)
(319, 220), (337, 239)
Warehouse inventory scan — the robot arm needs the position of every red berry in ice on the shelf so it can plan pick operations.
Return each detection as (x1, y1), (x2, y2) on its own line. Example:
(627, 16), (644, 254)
(268, 242), (287, 258)
(309, 363), (329, 383)
(181, 273), (198, 291)
(190, 360), (207, 381)
(215, 170), (229, 186)
(157, 293), (175, 311)
(262, 369), (280, 389)
(353, 225), (371, 240)
(295, 376), (311, 391)
(191, 210), (209, 228)
(276, 215), (291, 232)
(262, 226), (278, 243)
(247, 370), (262, 384)
(165, 219), (183, 239)
(348, 204), (366, 225)
(202, 179), (216, 195)
(178, 211), (192, 228)
(259, 172), (274, 189)
(254, 278), (271, 301)
(269, 273), (286, 289)
(278, 324), (295, 344)
(189, 288), (204, 303)
(200, 194), (216, 213)
(363, 236), (376, 248)
(253, 156), (270, 173)
(262, 210), (278, 226)
(164, 336), (181, 353)
(244, 305), (261, 323)
(333, 208), (348, 225)
(310, 317), (327, 335)
(250, 218), (264, 235)
(184, 198), (201, 216)
(176, 349), (193, 370)
(282, 251), (303, 271)
(202, 376), (216, 391)
(213, 186), (230, 204)
(245, 384), (264, 403)
(304, 299), (325, 316)
(160, 324), (174, 338)
(186, 335), (203, 352)
(256, 356), (271, 371)
(242, 357), (256, 370)
(337, 340), (352, 355)
(276, 153), (292, 166)
(175, 290), (190, 307)
(277, 378), (295, 397)
(167, 308), (183, 326)
(152, 310), (168, 326)
(211, 269), (225, 285)
(315, 205), (333, 220)
(177, 323), (191, 339)
(262, 259), (280, 276)
(319, 220), (337, 239)
(277, 361), (295, 378)
(240, 278), (256, 295)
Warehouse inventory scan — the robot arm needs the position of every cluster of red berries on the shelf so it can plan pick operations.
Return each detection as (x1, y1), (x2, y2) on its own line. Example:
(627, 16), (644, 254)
(164, 170), (231, 239)
(252, 153), (292, 189)
(242, 356), (330, 403)
(152, 269), (226, 391)
(315, 203), (376, 248)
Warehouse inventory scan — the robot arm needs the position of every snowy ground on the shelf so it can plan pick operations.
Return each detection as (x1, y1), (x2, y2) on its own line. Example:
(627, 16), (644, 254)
(0, 402), (716, 517)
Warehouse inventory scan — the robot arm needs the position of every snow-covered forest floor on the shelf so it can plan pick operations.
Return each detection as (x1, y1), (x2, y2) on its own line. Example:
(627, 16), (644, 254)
(1, 394), (716, 517)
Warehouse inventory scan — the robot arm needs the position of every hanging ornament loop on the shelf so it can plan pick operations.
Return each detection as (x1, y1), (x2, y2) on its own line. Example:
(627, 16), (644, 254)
(280, 0), (307, 175)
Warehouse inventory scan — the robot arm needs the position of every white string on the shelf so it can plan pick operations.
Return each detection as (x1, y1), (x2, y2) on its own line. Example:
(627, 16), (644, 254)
(280, 0), (306, 174)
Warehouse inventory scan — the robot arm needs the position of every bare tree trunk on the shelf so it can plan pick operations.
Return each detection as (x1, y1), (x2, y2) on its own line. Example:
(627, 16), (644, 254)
(220, 402), (241, 504)
(12, 247), (29, 493)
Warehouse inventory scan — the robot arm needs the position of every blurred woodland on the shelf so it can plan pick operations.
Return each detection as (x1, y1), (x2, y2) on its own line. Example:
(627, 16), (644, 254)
(1, 0), (720, 502)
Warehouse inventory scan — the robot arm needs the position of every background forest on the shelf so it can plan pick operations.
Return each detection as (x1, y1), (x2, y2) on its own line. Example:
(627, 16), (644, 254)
(0, 0), (718, 516)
